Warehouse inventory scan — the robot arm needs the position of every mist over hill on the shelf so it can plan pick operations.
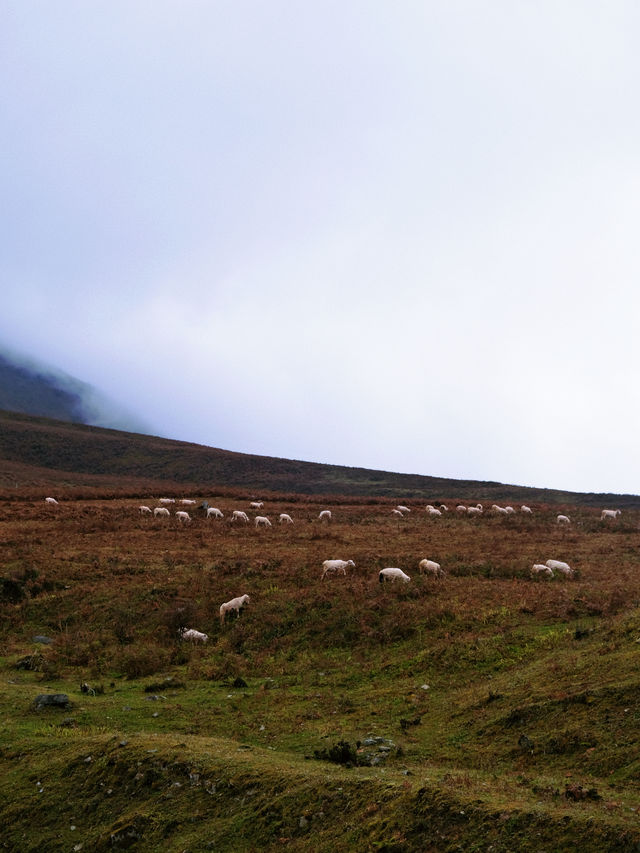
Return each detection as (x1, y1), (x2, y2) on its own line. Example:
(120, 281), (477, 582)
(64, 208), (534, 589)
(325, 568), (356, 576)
(1, 408), (638, 507)
(0, 346), (150, 434)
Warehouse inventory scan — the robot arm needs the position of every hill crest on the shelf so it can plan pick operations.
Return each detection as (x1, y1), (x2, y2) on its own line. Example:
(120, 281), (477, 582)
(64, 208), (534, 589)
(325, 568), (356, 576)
(0, 409), (637, 506)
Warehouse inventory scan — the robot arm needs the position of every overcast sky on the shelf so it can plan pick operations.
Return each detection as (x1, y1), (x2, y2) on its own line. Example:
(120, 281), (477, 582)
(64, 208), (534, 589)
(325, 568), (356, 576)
(2, 2), (639, 495)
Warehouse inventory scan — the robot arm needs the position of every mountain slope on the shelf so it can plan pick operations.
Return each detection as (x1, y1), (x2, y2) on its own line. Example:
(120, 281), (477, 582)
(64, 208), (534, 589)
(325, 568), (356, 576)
(0, 348), (148, 433)
(1, 409), (637, 506)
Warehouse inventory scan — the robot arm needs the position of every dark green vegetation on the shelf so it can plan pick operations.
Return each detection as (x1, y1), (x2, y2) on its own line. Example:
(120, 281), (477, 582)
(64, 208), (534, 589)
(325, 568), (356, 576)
(1, 408), (639, 506)
(2, 478), (640, 850)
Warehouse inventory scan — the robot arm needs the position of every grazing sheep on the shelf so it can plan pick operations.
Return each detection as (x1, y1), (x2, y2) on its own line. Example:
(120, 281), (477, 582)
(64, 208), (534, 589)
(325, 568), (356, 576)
(159, 498), (175, 504)
(44, 497), (59, 505)
(379, 567), (411, 584)
(440, 504), (449, 512)
(318, 510), (332, 522)
(492, 505), (509, 515)
(206, 507), (224, 519)
(231, 510), (250, 523)
(279, 513), (294, 524)
(545, 559), (574, 577)
(396, 505), (410, 513)
(180, 499), (197, 505)
(254, 515), (272, 528)
(392, 509), (404, 517)
(531, 563), (553, 578)
(505, 506), (516, 514)
(154, 507), (170, 517)
(175, 511), (192, 523)
(467, 506), (482, 516)
(139, 505), (152, 515)
(321, 559), (355, 580)
(521, 505), (533, 514)
(250, 501), (264, 510)
(220, 594), (250, 624)
(556, 515), (571, 524)
(426, 506), (442, 517)
(601, 509), (621, 520)
(418, 559), (444, 578)
(180, 628), (208, 643)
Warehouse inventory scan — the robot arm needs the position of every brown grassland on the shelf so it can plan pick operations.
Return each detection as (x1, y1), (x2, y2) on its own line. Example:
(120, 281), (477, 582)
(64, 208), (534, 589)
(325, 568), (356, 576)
(2, 484), (640, 851)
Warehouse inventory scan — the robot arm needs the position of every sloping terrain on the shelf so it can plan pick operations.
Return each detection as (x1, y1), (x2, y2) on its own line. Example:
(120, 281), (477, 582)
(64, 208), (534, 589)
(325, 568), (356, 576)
(0, 348), (148, 433)
(1, 408), (638, 507)
(2, 491), (640, 850)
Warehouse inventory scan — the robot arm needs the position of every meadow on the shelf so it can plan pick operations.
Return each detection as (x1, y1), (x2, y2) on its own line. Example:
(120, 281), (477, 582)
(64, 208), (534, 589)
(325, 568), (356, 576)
(2, 492), (640, 851)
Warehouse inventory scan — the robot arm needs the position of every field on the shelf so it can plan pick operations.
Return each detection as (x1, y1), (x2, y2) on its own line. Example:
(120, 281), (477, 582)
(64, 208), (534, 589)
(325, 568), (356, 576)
(2, 491), (640, 851)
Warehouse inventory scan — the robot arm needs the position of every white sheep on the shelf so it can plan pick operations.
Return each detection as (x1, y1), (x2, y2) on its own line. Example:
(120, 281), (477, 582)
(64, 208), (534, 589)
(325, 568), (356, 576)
(396, 505), (411, 513)
(467, 506), (482, 516)
(492, 505), (509, 515)
(318, 510), (332, 522)
(505, 506), (515, 514)
(440, 504), (449, 512)
(180, 499), (197, 505)
(231, 510), (250, 523)
(531, 563), (553, 578)
(254, 515), (272, 528)
(44, 497), (59, 505)
(175, 511), (192, 523)
(159, 498), (175, 504)
(418, 559), (444, 578)
(321, 559), (355, 580)
(154, 507), (170, 517)
(521, 505), (533, 514)
(392, 509), (404, 517)
(180, 628), (208, 643)
(139, 505), (152, 515)
(456, 505), (467, 513)
(250, 501), (264, 510)
(219, 594), (251, 624)
(545, 559), (574, 577)
(206, 507), (224, 519)
(379, 567), (411, 584)
(426, 506), (442, 517)
(601, 509), (621, 520)
(278, 513), (294, 524)
(556, 514), (571, 524)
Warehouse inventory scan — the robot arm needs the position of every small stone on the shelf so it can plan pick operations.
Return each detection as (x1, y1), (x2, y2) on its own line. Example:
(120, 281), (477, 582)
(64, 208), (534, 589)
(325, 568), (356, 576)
(299, 816), (308, 829)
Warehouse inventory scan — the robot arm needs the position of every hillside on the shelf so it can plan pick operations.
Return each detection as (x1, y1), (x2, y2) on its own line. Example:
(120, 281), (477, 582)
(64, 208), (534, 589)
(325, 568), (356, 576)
(2, 492), (640, 850)
(0, 408), (638, 507)
(0, 348), (148, 433)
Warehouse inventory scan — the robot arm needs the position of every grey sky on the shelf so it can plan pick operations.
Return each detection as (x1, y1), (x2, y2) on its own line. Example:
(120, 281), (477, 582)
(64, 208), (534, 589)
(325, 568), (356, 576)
(2, 2), (639, 494)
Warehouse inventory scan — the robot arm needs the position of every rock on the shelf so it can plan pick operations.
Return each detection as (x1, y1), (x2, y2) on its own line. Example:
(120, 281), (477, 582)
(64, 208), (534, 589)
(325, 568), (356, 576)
(32, 635), (53, 644)
(232, 676), (248, 688)
(32, 693), (71, 711)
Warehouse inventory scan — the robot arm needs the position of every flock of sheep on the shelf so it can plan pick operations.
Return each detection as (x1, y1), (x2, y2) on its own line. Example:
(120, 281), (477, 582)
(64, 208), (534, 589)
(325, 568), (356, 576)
(43, 494), (625, 643)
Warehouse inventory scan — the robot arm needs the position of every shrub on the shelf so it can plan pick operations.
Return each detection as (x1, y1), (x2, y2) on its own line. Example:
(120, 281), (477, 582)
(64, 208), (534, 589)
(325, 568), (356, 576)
(117, 644), (171, 679)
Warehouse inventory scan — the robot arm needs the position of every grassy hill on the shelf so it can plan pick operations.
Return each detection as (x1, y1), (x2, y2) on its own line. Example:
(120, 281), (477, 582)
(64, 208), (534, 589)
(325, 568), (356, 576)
(2, 492), (640, 850)
(1, 408), (637, 507)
